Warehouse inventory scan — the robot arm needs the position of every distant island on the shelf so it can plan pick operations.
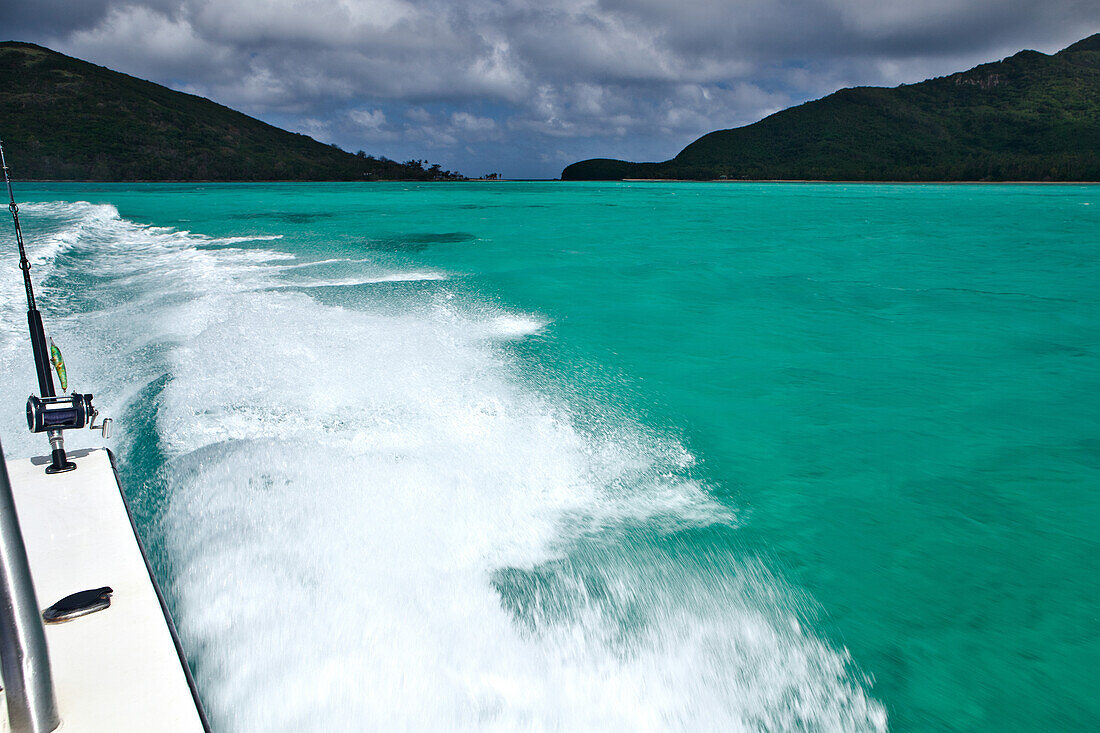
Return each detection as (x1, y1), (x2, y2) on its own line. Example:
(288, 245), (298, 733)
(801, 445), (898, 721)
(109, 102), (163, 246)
(563, 33), (1100, 182)
(0, 42), (464, 181)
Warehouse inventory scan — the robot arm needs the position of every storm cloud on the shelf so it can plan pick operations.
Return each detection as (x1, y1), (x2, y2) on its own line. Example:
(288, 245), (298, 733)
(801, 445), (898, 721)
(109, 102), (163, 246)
(5, 0), (1098, 176)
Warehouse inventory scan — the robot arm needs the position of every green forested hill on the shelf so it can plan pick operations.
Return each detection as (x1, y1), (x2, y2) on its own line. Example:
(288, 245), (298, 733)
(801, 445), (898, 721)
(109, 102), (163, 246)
(563, 34), (1100, 181)
(0, 42), (462, 181)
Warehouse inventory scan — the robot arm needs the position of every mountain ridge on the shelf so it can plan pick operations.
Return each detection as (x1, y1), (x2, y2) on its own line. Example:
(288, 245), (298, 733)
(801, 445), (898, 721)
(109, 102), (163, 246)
(563, 34), (1100, 181)
(0, 41), (463, 181)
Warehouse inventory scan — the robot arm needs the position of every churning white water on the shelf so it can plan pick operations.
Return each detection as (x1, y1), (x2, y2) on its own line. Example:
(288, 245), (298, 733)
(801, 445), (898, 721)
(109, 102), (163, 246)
(0, 201), (886, 731)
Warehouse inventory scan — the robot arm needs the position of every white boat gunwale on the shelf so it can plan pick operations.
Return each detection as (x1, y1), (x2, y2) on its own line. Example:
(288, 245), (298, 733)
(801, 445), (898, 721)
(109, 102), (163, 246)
(2, 446), (211, 732)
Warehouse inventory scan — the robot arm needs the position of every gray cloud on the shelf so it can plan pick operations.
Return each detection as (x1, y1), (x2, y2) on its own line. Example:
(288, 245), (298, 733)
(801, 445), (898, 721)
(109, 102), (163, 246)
(4, 0), (1097, 176)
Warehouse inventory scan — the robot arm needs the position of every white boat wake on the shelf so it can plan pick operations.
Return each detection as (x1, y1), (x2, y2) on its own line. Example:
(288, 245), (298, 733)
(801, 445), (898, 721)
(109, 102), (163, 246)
(0, 201), (886, 732)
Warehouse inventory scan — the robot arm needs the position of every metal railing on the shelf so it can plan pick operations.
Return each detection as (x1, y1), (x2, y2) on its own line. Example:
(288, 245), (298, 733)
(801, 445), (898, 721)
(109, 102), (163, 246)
(0, 437), (59, 733)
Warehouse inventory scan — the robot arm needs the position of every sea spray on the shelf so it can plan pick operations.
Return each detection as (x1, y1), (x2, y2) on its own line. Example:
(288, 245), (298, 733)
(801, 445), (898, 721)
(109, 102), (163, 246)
(0, 198), (886, 731)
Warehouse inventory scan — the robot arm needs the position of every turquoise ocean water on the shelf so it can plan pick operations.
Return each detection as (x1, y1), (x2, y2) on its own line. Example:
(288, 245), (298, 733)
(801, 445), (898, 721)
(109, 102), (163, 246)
(0, 182), (1096, 730)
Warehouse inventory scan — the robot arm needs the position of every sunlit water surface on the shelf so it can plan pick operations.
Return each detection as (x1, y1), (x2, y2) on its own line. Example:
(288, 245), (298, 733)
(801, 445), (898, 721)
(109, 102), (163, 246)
(1, 181), (1096, 731)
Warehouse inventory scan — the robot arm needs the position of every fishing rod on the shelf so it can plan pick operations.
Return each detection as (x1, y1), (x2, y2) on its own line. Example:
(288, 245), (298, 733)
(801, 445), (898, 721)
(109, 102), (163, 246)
(1, 140), (110, 474)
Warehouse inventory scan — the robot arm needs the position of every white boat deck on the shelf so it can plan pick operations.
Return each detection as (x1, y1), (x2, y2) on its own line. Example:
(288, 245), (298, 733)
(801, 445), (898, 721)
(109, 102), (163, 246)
(3, 448), (206, 732)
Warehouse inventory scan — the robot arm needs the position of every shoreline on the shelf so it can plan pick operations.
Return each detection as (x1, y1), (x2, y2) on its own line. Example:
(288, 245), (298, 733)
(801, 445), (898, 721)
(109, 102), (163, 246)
(15, 178), (1100, 185)
(618, 178), (1100, 184)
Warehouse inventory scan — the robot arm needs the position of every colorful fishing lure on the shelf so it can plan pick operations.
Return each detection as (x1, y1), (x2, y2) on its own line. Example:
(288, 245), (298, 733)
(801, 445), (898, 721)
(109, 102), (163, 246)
(49, 337), (67, 391)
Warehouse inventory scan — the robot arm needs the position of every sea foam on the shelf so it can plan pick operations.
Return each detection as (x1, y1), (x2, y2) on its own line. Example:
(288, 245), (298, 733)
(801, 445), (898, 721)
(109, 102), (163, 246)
(0, 200), (886, 732)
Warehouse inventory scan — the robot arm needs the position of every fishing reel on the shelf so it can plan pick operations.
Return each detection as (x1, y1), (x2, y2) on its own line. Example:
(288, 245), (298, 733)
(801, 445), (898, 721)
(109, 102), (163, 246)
(27, 393), (112, 437)
(26, 393), (113, 473)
